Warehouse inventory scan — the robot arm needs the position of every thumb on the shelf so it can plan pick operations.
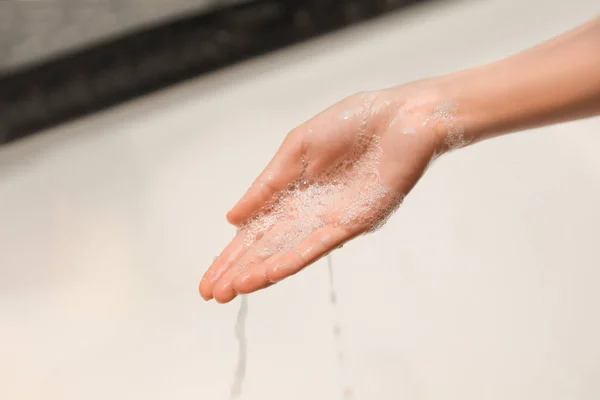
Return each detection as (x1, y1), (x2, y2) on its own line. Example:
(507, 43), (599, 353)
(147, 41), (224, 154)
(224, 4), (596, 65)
(226, 131), (305, 226)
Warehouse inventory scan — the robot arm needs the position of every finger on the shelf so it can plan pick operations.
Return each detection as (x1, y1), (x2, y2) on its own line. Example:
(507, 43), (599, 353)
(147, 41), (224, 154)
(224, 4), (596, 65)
(229, 218), (349, 296)
(226, 133), (305, 226)
(199, 228), (254, 301)
(232, 253), (284, 295)
(253, 225), (356, 288)
(211, 222), (293, 303)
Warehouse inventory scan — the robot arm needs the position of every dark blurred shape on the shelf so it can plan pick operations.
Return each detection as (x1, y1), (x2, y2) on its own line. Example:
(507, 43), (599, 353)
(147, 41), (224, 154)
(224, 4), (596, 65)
(0, 0), (429, 145)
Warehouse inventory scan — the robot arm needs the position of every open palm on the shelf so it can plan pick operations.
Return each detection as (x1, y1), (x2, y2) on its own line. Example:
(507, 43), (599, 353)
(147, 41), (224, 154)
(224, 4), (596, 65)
(200, 87), (452, 303)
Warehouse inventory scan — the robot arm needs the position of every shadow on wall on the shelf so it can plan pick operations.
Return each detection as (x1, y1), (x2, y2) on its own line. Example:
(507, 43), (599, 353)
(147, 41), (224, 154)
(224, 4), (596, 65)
(0, 0), (433, 146)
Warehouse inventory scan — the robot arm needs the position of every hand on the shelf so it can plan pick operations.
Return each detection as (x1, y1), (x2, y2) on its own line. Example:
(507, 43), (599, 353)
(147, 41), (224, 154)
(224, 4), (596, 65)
(200, 16), (600, 304)
(200, 84), (456, 303)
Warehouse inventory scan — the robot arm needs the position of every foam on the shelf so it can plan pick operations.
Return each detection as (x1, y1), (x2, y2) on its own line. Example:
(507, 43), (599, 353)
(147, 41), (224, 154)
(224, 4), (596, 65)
(232, 95), (463, 274)
(423, 102), (468, 151)
(235, 107), (403, 273)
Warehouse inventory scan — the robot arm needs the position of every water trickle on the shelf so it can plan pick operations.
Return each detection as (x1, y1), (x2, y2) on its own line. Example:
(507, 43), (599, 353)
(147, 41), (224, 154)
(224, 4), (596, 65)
(230, 296), (248, 399)
(327, 255), (354, 400)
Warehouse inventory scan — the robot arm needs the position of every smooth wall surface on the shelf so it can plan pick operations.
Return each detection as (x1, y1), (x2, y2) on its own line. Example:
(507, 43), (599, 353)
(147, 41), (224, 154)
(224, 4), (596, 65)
(1, 0), (600, 399)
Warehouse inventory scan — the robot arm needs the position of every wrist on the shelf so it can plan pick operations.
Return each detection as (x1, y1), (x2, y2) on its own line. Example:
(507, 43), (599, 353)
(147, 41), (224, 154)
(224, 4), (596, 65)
(414, 66), (523, 152)
(431, 18), (600, 146)
(384, 78), (474, 155)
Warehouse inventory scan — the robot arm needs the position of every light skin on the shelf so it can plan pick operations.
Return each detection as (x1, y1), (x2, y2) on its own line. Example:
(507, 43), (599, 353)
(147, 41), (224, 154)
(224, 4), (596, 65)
(200, 16), (600, 304)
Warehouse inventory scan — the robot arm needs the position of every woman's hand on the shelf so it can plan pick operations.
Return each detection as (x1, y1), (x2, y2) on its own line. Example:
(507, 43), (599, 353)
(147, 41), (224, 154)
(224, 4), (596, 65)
(199, 16), (600, 304)
(200, 84), (459, 303)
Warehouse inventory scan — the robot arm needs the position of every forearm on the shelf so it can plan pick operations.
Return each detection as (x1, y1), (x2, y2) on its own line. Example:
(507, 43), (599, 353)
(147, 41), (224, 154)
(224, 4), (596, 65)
(437, 16), (600, 146)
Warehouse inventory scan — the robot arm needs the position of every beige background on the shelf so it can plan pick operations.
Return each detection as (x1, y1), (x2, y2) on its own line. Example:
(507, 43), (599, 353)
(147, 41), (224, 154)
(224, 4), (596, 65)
(1, 0), (600, 399)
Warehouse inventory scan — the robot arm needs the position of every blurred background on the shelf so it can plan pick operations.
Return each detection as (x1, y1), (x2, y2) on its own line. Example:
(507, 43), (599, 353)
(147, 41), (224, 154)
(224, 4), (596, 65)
(0, 0), (426, 144)
(1, 1), (600, 399)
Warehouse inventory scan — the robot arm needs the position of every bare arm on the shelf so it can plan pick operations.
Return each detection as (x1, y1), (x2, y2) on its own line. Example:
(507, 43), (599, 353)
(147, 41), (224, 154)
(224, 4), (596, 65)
(202, 17), (600, 303)
(437, 16), (600, 146)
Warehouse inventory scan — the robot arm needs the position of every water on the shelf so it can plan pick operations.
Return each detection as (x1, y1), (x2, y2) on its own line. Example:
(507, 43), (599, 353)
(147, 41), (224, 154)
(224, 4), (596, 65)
(230, 295), (248, 399)
(327, 255), (354, 400)
(227, 256), (352, 399)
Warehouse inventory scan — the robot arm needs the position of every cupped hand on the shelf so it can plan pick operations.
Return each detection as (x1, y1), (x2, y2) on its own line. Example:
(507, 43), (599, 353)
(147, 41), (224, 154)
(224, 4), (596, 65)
(200, 85), (455, 303)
